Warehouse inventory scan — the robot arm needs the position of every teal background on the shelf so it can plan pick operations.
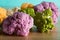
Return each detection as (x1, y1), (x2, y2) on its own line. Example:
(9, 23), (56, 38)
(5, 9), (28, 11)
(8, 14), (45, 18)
(0, 0), (60, 29)
(0, 0), (60, 9)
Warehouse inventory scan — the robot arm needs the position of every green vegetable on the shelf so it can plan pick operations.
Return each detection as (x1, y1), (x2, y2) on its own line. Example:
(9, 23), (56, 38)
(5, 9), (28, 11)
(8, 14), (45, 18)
(34, 8), (54, 33)
(18, 8), (35, 17)
(43, 8), (52, 16)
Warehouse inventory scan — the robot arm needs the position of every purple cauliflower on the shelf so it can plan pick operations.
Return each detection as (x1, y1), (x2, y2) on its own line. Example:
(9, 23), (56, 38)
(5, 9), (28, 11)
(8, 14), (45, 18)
(34, 2), (58, 24)
(2, 12), (33, 36)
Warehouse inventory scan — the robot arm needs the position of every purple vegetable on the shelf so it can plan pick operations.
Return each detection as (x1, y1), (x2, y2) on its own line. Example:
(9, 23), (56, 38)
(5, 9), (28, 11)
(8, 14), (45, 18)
(34, 4), (44, 12)
(34, 2), (58, 24)
(42, 2), (49, 9)
(49, 2), (58, 12)
(3, 12), (33, 36)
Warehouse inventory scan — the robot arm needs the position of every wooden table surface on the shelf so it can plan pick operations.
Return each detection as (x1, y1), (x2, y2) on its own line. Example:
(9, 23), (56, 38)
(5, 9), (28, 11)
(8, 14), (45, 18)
(0, 27), (60, 40)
